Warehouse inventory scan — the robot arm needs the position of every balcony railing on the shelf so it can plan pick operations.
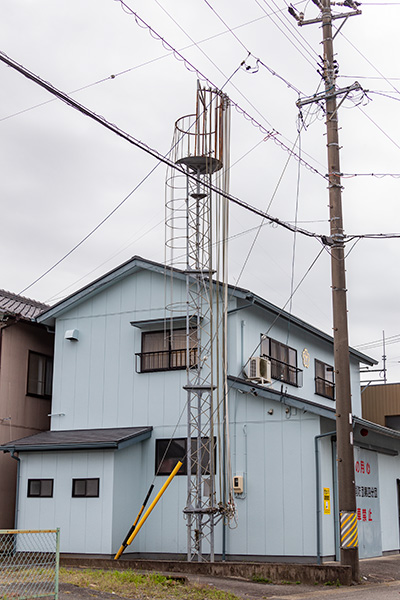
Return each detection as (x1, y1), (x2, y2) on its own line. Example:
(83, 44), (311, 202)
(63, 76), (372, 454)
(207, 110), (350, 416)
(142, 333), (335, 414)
(315, 376), (335, 400)
(135, 348), (198, 373)
(262, 355), (303, 387)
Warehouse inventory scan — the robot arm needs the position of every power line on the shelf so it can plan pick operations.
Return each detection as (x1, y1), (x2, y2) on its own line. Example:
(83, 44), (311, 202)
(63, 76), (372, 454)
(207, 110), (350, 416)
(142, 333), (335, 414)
(0, 49), (323, 296)
(0, 6), (305, 124)
(338, 30), (400, 97)
(112, 0), (327, 178)
(355, 333), (400, 349)
(2, 49), (396, 295)
(2, 47), (397, 249)
(19, 162), (163, 296)
(367, 90), (400, 102)
(340, 172), (400, 178)
(201, 0), (251, 54)
(255, 0), (318, 69)
(340, 75), (400, 81)
(357, 105), (400, 152)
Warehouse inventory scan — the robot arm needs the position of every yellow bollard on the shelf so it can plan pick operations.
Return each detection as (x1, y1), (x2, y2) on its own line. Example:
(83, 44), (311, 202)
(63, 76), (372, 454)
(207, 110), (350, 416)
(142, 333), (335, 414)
(114, 461), (183, 560)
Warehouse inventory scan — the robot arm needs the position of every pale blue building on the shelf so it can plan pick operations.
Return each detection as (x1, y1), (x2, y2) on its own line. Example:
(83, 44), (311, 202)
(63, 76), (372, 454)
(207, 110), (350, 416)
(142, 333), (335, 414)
(3, 256), (400, 561)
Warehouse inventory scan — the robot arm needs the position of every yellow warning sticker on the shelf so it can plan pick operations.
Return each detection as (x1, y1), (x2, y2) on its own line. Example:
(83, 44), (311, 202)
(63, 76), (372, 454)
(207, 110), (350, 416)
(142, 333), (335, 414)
(323, 487), (331, 515)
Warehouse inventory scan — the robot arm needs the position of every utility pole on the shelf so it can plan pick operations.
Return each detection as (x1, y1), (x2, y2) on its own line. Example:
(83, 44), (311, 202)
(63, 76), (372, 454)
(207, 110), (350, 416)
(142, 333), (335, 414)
(293, 0), (362, 582)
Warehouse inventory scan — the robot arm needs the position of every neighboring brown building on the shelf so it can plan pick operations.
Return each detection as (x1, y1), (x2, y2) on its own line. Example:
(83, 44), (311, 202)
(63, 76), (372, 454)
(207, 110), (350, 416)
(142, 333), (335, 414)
(362, 383), (400, 430)
(0, 290), (54, 528)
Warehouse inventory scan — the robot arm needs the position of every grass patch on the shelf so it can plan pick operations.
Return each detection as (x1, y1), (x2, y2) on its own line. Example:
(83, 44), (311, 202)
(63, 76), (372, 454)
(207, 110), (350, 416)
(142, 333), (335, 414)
(324, 579), (341, 587)
(60, 567), (241, 600)
(251, 575), (272, 584)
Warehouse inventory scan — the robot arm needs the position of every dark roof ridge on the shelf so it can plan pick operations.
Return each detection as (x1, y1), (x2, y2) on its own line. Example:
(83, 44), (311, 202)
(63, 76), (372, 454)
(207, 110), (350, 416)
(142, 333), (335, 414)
(0, 288), (49, 309)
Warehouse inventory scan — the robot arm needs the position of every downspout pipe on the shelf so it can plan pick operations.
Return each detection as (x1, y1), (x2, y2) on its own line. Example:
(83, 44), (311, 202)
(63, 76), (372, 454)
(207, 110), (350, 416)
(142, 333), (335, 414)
(315, 431), (336, 565)
(10, 450), (20, 529)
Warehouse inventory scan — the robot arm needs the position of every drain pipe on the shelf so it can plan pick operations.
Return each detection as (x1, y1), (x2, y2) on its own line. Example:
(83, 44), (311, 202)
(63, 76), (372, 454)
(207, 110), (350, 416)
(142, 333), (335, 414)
(10, 450), (20, 529)
(315, 431), (335, 565)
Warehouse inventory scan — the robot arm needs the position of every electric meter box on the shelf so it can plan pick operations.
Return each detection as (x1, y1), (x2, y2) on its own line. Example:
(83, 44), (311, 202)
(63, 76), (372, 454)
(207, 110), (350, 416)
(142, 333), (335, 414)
(233, 475), (244, 494)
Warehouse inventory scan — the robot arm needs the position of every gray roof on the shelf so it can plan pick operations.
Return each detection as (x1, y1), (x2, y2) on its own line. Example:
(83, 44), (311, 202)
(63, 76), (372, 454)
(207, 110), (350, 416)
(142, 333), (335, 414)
(0, 289), (49, 320)
(1, 426), (152, 453)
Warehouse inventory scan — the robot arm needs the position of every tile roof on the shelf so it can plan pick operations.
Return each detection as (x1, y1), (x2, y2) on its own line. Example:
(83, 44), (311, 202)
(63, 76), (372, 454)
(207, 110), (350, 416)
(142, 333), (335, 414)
(0, 426), (153, 452)
(0, 289), (49, 320)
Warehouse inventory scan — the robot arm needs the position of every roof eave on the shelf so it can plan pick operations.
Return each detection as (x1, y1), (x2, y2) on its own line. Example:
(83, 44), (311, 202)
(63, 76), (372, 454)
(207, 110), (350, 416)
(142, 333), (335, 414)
(37, 256), (187, 326)
(232, 291), (376, 366)
(1, 427), (153, 453)
(35, 256), (376, 367)
(227, 375), (336, 420)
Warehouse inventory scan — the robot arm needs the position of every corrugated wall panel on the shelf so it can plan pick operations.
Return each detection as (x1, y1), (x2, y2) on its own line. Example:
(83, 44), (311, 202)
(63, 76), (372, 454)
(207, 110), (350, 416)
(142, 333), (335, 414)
(362, 384), (400, 427)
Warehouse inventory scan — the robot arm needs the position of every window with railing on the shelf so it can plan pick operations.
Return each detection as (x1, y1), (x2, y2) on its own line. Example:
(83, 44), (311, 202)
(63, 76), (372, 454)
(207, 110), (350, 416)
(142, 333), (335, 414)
(136, 328), (197, 373)
(261, 336), (302, 386)
(315, 359), (335, 400)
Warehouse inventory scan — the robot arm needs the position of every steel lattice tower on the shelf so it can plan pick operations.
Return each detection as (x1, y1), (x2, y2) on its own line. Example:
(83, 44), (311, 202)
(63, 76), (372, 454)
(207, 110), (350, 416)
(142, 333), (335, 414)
(165, 83), (230, 561)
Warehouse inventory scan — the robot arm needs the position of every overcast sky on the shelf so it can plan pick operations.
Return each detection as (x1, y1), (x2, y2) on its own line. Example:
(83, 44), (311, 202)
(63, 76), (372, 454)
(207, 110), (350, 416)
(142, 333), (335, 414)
(1, 0), (399, 382)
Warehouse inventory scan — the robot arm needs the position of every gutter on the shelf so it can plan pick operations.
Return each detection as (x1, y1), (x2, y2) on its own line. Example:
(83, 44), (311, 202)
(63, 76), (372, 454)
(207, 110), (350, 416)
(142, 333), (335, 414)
(10, 451), (20, 529)
(315, 431), (336, 565)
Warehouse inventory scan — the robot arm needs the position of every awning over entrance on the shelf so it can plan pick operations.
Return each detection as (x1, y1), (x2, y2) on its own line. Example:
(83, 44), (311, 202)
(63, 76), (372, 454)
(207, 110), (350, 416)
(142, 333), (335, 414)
(1, 426), (153, 453)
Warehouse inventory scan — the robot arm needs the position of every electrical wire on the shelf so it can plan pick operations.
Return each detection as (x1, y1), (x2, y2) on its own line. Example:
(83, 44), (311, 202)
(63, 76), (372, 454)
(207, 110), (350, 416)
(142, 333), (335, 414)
(356, 105), (400, 152)
(340, 75), (400, 81)
(3, 50), (397, 295)
(9, 54), (241, 295)
(201, 0), (250, 54)
(230, 76), (323, 296)
(287, 115), (302, 327)
(355, 333), (400, 350)
(255, 0), (318, 69)
(199, 0), (304, 94)
(0, 4), (306, 124)
(338, 31), (400, 97)
(347, 98), (400, 152)
(367, 90), (400, 102)
(19, 162), (163, 296)
(340, 173), (400, 178)
(112, 0), (327, 178)
(154, 0), (249, 90)
(241, 246), (326, 374)
(44, 132), (327, 306)
(44, 214), (166, 304)
(0, 50), (326, 237)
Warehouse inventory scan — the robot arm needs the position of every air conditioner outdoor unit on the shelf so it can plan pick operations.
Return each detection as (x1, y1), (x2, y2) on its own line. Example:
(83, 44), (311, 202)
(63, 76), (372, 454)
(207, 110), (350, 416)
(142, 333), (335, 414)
(244, 356), (272, 384)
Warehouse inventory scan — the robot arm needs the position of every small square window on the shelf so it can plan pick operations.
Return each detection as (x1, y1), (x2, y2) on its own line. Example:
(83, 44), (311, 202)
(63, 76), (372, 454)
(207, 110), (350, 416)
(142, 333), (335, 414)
(72, 478), (99, 498)
(27, 479), (53, 498)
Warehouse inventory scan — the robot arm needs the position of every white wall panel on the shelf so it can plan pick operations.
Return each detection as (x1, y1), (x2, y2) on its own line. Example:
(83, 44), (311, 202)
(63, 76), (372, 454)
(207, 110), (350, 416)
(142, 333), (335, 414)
(18, 451), (114, 554)
(377, 453), (400, 552)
